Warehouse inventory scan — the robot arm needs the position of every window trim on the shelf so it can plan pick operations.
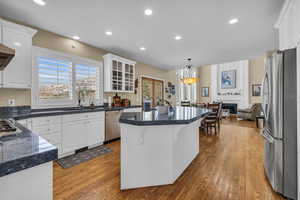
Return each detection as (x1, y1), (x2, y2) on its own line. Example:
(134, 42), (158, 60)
(32, 46), (103, 109)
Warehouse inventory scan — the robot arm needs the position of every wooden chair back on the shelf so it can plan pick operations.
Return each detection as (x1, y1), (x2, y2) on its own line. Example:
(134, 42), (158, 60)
(217, 103), (223, 119)
(208, 103), (219, 113)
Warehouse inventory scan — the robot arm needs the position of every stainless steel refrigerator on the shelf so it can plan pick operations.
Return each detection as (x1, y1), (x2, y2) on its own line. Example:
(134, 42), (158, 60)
(262, 48), (297, 199)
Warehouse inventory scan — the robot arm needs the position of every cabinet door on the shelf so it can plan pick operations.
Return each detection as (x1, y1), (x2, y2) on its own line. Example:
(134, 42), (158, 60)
(87, 120), (105, 146)
(0, 25), (2, 86)
(2, 27), (32, 88)
(62, 122), (87, 154)
(123, 108), (142, 112)
(111, 60), (123, 91)
(124, 63), (135, 92)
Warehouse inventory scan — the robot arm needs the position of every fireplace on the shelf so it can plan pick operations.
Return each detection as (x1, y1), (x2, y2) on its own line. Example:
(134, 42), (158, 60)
(222, 103), (238, 114)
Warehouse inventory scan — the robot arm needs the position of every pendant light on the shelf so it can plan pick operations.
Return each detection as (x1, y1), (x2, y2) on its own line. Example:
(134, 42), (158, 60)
(180, 58), (198, 85)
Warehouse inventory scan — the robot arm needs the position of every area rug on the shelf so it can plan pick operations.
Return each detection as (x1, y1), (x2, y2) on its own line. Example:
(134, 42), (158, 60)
(57, 146), (113, 169)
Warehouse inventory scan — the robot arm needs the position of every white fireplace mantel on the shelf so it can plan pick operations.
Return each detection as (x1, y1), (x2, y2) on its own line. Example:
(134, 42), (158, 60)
(211, 60), (250, 109)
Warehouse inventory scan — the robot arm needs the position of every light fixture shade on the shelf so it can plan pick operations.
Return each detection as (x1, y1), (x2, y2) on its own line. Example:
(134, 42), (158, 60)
(179, 58), (198, 85)
(181, 77), (198, 85)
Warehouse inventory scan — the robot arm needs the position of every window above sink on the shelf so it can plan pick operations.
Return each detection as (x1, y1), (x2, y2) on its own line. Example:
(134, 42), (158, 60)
(31, 46), (103, 109)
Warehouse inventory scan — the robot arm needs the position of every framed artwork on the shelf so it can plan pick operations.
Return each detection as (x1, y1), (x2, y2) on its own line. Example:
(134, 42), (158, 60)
(221, 70), (236, 89)
(252, 84), (262, 96)
(202, 87), (209, 97)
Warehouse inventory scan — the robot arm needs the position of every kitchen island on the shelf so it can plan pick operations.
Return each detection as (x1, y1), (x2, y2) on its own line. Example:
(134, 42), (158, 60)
(119, 106), (210, 189)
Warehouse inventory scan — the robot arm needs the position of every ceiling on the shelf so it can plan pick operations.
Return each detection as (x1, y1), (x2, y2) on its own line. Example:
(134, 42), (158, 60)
(0, 0), (284, 70)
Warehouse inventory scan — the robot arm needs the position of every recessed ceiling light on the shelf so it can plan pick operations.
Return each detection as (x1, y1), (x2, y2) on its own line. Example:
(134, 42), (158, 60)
(13, 42), (22, 47)
(229, 18), (239, 24)
(72, 35), (80, 40)
(33, 0), (46, 6)
(144, 9), (153, 16)
(174, 35), (182, 40)
(140, 47), (146, 51)
(105, 31), (113, 36)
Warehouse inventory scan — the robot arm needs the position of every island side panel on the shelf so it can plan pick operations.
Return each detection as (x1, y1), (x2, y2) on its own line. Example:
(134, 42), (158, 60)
(120, 119), (203, 190)
(120, 123), (173, 189)
(0, 162), (53, 200)
(171, 119), (202, 181)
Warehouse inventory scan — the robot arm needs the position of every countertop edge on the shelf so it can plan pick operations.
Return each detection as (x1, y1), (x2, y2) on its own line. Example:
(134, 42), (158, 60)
(13, 106), (142, 120)
(0, 148), (58, 177)
(119, 112), (209, 126)
(0, 123), (58, 177)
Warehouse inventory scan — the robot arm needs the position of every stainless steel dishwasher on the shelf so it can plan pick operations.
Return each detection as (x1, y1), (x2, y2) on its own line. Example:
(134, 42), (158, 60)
(105, 110), (123, 142)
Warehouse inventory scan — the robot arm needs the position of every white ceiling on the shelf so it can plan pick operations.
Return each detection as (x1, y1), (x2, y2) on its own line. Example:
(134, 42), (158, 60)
(0, 0), (284, 70)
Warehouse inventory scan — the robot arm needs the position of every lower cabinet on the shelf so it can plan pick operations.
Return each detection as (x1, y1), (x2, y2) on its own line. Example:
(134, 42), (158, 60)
(23, 112), (105, 158)
(62, 121), (88, 154)
(61, 112), (105, 155)
(87, 120), (105, 147)
(123, 107), (142, 112)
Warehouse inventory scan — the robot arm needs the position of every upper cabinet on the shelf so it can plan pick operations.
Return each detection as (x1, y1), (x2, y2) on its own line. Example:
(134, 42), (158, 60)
(0, 19), (37, 89)
(103, 53), (136, 93)
(275, 0), (300, 50)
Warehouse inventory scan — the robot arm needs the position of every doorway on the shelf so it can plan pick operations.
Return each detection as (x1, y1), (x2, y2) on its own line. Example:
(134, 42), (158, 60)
(142, 77), (164, 107)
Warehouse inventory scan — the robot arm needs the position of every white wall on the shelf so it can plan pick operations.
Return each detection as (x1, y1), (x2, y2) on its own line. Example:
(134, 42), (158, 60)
(211, 60), (250, 109)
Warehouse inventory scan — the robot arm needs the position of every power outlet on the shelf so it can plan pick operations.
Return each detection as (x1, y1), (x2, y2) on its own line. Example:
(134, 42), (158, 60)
(8, 99), (15, 106)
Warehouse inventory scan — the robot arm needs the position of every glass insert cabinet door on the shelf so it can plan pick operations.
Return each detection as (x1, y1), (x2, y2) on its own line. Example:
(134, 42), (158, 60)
(124, 64), (134, 92)
(142, 77), (164, 107)
(112, 60), (123, 91)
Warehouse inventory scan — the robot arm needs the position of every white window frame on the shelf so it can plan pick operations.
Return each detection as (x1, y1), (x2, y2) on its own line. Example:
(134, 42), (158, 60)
(32, 46), (103, 109)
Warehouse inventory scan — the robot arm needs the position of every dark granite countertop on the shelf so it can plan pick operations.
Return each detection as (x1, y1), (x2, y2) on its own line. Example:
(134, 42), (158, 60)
(119, 106), (210, 126)
(0, 105), (142, 120)
(0, 122), (58, 177)
(0, 105), (141, 177)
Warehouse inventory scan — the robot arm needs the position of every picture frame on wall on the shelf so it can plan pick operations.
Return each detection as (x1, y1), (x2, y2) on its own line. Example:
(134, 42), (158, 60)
(202, 87), (209, 97)
(221, 70), (236, 89)
(252, 84), (262, 96)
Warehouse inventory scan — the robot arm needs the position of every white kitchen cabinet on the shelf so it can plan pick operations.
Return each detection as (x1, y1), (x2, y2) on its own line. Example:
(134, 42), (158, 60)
(18, 111), (105, 157)
(103, 53), (136, 93)
(31, 116), (62, 156)
(123, 107), (142, 112)
(62, 112), (105, 155)
(0, 19), (36, 88)
(275, 0), (300, 50)
(87, 120), (105, 147)
(0, 24), (2, 86)
(62, 121), (87, 154)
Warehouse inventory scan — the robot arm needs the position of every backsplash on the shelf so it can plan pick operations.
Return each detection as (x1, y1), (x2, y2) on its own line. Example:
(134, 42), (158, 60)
(0, 89), (31, 106)
(0, 105), (31, 119)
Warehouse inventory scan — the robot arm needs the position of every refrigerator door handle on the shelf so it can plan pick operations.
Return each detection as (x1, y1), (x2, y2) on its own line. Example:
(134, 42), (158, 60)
(261, 130), (274, 144)
(262, 71), (270, 120)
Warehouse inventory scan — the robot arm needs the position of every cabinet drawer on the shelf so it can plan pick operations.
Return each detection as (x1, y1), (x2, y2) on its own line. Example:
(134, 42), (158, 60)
(41, 133), (61, 145)
(32, 124), (61, 136)
(88, 112), (105, 120)
(32, 116), (61, 127)
(124, 108), (142, 112)
(63, 112), (104, 123)
(62, 113), (88, 123)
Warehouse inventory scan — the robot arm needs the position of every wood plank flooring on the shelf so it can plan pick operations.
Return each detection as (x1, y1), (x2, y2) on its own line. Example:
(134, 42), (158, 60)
(53, 119), (286, 200)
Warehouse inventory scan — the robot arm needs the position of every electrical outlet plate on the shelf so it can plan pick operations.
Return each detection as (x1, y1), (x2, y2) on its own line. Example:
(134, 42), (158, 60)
(8, 99), (15, 106)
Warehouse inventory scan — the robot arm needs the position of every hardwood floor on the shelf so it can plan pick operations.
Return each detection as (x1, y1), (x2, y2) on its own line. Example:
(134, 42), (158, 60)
(53, 119), (286, 200)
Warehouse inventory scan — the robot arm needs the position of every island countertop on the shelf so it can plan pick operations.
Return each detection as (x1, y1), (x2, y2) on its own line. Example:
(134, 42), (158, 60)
(119, 106), (210, 126)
